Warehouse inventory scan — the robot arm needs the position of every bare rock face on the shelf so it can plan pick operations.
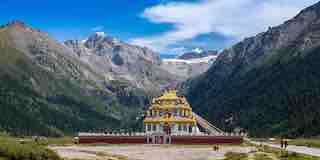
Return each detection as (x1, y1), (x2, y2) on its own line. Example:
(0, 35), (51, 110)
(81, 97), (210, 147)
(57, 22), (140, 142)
(161, 61), (210, 80)
(64, 32), (178, 93)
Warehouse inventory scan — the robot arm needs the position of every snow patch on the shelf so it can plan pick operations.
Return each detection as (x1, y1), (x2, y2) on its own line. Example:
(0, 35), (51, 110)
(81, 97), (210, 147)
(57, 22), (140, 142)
(95, 32), (106, 37)
(81, 38), (88, 44)
(192, 48), (203, 54)
(163, 55), (217, 64)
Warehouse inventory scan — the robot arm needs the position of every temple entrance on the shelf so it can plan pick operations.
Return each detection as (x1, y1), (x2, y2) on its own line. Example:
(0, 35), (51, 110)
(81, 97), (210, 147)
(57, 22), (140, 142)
(189, 125), (193, 133)
(155, 135), (163, 144)
(163, 123), (171, 135)
(147, 134), (171, 144)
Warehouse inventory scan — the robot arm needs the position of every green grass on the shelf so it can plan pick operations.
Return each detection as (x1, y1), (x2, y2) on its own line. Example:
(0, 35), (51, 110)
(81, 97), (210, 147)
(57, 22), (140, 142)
(0, 136), (62, 160)
(278, 152), (320, 160)
(254, 153), (273, 160)
(264, 138), (320, 149)
(37, 137), (74, 146)
(224, 152), (248, 160)
(289, 139), (320, 149)
(257, 144), (320, 160)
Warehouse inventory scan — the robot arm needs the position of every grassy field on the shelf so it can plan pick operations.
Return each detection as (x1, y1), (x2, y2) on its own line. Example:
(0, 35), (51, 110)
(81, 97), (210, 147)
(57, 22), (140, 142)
(251, 138), (320, 149)
(0, 135), (62, 160)
(257, 145), (319, 160)
(253, 153), (273, 160)
(38, 137), (74, 146)
(224, 143), (320, 160)
(224, 152), (248, 160)
(288, 139), (320, 149)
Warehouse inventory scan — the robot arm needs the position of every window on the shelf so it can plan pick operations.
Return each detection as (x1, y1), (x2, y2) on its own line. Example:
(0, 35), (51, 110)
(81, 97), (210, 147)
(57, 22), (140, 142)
(152, 124), (156, 131)
(189, 125), (193, 133)
(147, 124), (151, 131)
(183, 125), (188, 131)
(178, 124), (182, 131)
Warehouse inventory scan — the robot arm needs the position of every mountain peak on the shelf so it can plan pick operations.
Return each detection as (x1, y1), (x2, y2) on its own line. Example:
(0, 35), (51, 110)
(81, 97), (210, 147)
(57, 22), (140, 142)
(7, 20), (27, 28)
(1, 20), (45, 35)
(95, 32), (106, 37)
(83, 32), (121, 49)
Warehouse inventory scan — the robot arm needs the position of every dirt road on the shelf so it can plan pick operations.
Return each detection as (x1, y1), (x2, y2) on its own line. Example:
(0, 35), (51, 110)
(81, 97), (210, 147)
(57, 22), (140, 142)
(50, 145), (254, 160)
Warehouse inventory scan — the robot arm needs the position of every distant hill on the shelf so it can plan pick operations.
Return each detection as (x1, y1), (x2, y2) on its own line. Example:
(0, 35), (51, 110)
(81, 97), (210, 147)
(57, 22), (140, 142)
(184, 2), (320, 138)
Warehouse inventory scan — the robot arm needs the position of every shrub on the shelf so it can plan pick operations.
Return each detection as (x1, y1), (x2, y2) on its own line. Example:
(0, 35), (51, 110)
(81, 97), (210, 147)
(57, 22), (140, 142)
(0, 136), (62, 160)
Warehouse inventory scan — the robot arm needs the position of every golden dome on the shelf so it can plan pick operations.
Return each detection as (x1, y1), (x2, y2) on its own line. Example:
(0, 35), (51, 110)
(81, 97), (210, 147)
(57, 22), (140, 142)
(156, 89), (179, 100)
(151, 89), (192, 110)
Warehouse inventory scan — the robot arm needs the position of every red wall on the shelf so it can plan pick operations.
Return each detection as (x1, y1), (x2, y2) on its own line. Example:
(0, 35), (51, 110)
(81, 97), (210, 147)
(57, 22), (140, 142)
(172, 136), (243, 145)
(79, 136), (146, 144)
(79, 136), (243, 145)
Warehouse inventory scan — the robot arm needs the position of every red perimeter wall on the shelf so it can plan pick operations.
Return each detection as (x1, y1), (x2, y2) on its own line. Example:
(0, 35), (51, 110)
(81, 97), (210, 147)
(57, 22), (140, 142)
(79, 136), (145, 144)
(171, 136), (243, 144)
(79, 136), (243, 145)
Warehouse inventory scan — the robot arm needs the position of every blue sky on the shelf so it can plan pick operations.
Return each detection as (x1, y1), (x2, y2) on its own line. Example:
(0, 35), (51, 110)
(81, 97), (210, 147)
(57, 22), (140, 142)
(0, 0), (318, 55)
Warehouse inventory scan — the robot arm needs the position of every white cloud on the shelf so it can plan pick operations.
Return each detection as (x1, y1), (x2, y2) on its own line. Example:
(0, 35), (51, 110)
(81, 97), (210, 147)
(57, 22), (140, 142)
(130, 0), (318, 54)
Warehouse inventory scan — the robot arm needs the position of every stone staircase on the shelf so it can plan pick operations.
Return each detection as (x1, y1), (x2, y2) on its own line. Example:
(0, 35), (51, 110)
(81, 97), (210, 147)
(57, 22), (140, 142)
(192, 112), (224, 135)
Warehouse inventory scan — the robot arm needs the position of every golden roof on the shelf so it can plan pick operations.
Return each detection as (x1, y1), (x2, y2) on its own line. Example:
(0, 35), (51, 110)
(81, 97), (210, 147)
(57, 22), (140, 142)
(151, 89), (192, 110)
(156, 89), (179, 100)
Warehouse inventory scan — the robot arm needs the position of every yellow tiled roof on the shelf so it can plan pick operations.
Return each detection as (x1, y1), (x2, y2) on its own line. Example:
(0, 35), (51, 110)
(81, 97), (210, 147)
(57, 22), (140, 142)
(156, 90), (179, 100)
(151, 89), (192, 110)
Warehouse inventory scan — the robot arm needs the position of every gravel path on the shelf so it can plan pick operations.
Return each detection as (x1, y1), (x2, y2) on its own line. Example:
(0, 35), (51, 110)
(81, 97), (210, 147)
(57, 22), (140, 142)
(50, 145), (254, 160)
(249, 140), (320, 157)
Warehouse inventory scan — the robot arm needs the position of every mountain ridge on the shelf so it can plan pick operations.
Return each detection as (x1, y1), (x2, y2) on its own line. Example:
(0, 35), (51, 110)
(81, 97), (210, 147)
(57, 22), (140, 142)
(0, 21), (178, 136)
(178, 50), (218, 60)
(184, 1), (320, 137)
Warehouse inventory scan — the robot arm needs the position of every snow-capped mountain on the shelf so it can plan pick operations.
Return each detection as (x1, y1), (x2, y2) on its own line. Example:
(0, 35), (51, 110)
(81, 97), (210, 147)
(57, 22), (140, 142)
(163, 55), (217, 64)
(160, 49), (219, 79)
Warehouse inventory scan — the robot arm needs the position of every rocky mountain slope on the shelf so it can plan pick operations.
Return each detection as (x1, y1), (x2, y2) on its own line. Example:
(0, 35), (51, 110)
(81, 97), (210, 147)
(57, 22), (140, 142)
(64, 32), (179, 93)
(184, 2), (320, 137)
(0, 21), (177, 136)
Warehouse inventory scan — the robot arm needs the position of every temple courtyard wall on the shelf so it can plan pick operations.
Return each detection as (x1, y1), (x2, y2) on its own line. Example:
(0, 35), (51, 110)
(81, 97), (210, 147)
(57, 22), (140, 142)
(78, 135), (244, 145)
